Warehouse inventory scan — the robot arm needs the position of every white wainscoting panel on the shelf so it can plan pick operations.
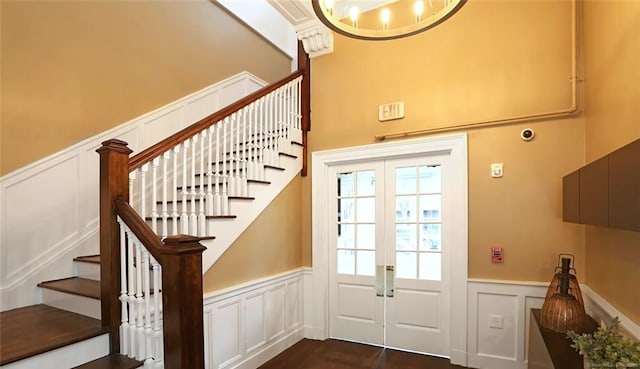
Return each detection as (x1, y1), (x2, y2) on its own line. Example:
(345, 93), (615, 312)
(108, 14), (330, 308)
(204, 269), (305, 369)
(0, 71), (266, 311)
(467, 280), (547, 369)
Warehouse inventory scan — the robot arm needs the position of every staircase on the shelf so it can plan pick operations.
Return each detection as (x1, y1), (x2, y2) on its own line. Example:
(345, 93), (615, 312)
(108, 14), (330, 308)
(0, 61), (310, 369)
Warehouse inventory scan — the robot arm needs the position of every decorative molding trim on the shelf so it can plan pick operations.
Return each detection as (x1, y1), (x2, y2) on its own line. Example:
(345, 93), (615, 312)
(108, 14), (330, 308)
(203, 268), (305, 369)
(296, 19), (334, 58)
(0, 72), (266, 311)
(582, 285), (640, 340)
(467, 280), (548, 369)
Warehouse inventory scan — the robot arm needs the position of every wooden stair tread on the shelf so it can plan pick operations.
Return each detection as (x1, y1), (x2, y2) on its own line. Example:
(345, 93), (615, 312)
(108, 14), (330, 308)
(177, 179), (270, 190)
(74, 255), (100, 264)
(72, 354), (142, 369)
(0, 304), (107, 366)
(38, 277), (100, 299)
(155, 196), (254, 204)
(145, 214), (236, 220)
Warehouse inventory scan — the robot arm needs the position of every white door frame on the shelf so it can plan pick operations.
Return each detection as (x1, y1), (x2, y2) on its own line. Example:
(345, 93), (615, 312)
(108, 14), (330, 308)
(307, 133), (468, 366)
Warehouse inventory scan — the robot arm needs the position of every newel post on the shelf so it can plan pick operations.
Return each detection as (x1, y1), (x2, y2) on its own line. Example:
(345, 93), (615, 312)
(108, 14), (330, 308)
(161, 235), (207, 369)
(96, 139), (132, 354)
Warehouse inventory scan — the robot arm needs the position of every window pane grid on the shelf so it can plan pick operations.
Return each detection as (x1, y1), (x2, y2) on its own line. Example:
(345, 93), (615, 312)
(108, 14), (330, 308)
(336, 170), (376, 276)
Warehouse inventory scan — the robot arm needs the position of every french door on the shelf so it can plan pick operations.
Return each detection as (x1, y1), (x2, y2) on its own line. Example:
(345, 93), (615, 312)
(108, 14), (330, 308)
(328, 154), (451, 356)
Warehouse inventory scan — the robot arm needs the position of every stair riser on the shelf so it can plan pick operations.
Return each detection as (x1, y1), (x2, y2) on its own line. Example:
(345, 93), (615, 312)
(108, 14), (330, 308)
(76, 262), (100, 281)
(1, 334), (110, 369)
(42, 290), (101, 320)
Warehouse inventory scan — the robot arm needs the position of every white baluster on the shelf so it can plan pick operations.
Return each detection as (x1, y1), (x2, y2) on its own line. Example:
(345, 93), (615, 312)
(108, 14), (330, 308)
(181, 140), (189, 234)
(190, 135), (198, 235)
(139, 164), (149, 224)
(161, 152), (170, 238)
(198, 130), (206, 236)
(206, 126), (214, 216)
(236, 110), (242, 196)
(151, 256), (162, 366)
(142, 250), (153, 366)
(117, 217), (130, 356)
(241, 107), (248, 197)
(150, 158), (159, 234)
(221, 117), (229, 215)
(247, 103), (256, 181)
(214, 123), (222, 216)
(171, 145), (180, 235)
(129, 171), (136, 209)
(257, 98), (265, 181)
(228, 113), (236, 197)
(135, 240), (145, 360)
(127, 230), (137, 357)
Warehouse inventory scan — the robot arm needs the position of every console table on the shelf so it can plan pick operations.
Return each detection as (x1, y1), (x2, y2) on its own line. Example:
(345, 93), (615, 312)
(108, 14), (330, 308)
(528, 308), (598, 369)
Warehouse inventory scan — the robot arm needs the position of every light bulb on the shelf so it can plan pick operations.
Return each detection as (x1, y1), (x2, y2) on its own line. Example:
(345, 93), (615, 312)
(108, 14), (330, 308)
(414, 0), (424, 22)
(324, 0), (335, 15)
(349, 6), (359, 27)
(380, 8), (390, 30)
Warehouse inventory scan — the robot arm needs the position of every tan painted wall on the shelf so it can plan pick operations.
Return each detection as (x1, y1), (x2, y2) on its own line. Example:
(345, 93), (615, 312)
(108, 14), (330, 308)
(203, 177), (303, 292)
(0, 0), (291, 175)
(583, 0), (640, 324)
(303, 0), (587, 282)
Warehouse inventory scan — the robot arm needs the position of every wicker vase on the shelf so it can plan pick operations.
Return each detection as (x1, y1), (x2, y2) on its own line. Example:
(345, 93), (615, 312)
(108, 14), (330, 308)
(540, 273), (587, 333)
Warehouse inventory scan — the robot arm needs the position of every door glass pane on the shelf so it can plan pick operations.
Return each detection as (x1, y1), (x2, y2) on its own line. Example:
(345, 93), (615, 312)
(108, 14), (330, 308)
(419, 253), (441, 280)
(338, 172), (354, 197)
(337, 249), (355, 274)
(419, 195), (441, 221)
(396, 167), (416, 194)
(356, 198), (375, 222)
(395, 224), (416, 251)
(419, 165), (441, 193)
(356, 250), (375, 276)
(396, 195), (416, 222)
(419, 224), (441, 251)
(339, 198), (355, 222)
(396, 251), (417, 279)
(337, 224), (355, 248)
(356, 171), (375, 196)
(356, 224), (375, 249)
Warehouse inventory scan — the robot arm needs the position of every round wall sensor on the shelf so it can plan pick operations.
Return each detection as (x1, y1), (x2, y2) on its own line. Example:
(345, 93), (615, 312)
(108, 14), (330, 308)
(521, 128), (535, 141)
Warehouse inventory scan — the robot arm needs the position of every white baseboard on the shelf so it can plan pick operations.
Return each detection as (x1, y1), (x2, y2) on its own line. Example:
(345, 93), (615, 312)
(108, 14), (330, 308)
(203, 268), (305, 369)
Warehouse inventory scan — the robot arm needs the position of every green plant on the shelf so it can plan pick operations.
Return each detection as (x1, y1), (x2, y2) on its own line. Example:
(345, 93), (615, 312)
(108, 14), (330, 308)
(567, 317), (640, 368)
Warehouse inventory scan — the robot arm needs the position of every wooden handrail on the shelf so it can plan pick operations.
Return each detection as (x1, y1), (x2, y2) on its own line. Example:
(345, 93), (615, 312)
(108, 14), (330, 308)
(129, 70), (305, 171)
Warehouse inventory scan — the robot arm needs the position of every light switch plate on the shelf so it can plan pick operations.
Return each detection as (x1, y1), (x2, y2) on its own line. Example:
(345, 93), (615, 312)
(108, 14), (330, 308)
(491, 163), (503, 178)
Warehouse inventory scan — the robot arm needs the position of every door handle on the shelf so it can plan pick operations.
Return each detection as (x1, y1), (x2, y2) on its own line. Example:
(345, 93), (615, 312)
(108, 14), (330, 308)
(386, 265), (394, 298)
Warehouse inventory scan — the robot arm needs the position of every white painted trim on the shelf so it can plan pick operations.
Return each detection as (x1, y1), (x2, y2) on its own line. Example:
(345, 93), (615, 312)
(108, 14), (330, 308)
(215, 0), (298, 68)
(467, 280), (548, 369)
(582, 285), (640, 340)
(309, 133), (468, 366)
(204, 268), (305, 369)
(466, 280), (640, 369)
(0, 72), (267, 311)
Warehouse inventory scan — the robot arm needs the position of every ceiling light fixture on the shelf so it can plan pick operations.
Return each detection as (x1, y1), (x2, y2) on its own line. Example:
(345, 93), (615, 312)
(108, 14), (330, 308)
(311, 0), (467, 41)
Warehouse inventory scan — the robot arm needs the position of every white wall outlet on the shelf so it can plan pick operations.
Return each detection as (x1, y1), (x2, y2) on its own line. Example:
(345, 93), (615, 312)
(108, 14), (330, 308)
(491, 163), (503, 178)
(488, 314), (504, 329)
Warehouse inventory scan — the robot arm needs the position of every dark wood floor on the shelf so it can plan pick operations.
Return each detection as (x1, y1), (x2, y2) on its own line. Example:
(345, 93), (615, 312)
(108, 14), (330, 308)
(259, 339), (468, 369)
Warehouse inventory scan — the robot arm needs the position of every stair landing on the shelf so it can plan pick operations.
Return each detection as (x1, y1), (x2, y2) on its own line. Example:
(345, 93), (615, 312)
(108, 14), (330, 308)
(0, 304), (107, 366)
